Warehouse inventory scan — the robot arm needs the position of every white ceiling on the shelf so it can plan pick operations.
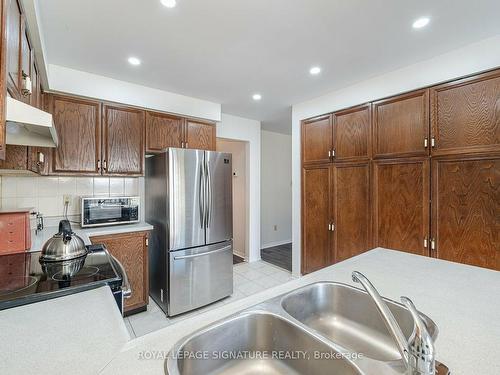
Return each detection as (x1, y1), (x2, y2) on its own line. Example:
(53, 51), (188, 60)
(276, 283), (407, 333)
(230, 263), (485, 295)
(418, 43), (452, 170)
(37, 0), (500, 134)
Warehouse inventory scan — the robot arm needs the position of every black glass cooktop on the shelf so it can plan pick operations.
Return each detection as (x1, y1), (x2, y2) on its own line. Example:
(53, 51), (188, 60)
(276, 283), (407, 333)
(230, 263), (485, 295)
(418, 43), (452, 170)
(0, 245), (121, 310)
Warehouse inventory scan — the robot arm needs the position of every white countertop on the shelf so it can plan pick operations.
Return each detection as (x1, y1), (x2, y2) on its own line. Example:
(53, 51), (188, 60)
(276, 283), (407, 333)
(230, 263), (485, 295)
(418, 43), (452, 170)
(0, 286), (130, 375)
(29, 222), (154, 251)
(101, 248), (500, 375)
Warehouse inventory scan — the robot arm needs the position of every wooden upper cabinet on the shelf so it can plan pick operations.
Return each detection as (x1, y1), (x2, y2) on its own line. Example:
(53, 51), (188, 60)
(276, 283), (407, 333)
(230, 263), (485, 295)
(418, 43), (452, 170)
(333, 104), (371, 161)
(103, 105), (145, 176)
(372, 158), (430, 256)
(431, 70), (500, 156)
(0, 145), (27, 170)
(47, 95), (101, 175)
(332, 162), (371, 262)
(6, 0), (21, 98)
(185, 119), (216, 151)
(146, 112), (183, 152)
(302, 165), (332, 274)
(373, 89), (429, 158)
(432, 156), (499, 271)
(302, 115), (333, 165)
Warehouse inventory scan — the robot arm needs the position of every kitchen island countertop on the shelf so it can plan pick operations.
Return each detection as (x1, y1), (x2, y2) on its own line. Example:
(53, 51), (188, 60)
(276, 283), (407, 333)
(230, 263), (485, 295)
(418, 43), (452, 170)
(102, 248), (500, 375)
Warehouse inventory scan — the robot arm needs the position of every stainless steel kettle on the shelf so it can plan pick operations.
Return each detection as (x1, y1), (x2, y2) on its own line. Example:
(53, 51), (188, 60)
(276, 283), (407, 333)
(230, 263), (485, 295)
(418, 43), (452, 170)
(40, 220), (88, 261)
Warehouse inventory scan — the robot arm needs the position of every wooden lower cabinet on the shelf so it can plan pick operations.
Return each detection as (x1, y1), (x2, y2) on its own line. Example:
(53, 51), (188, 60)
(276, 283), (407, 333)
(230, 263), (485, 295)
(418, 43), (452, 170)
(301, 165), (332, 274)
(332, 162), (371, 262)
(90, 231), (149, 315)
(372, 158), (430, 256)
(432, 156), (500, 271)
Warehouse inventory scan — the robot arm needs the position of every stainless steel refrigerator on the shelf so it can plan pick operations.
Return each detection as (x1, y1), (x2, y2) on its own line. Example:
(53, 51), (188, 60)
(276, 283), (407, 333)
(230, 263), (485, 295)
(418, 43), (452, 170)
(145, 148), (233, 316)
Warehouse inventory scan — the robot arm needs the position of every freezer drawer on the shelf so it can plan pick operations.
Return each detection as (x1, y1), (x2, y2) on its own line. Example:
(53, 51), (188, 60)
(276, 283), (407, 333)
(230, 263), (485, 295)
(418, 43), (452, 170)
(168, 241), (233, 316)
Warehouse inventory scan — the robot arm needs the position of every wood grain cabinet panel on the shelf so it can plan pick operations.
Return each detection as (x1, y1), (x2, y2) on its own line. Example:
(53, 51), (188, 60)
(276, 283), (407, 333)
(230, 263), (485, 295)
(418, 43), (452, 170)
(47, 95), (101, 175)
(90, 231), (149, 315)
(103, 105), (145, 176)
(302, 165), (332, 274)
(332, 162), (371, 262)
(6, 0), (21, 98)
(373, 90), (429, 158)
(146, 112), (183, 152)
(302, 115), (333, 165)
(333, 105), (371, 161)
(372, 158), (430, 256)
(432, 156), (499, 271)
(0, 144), (27, 169)
(431, 70), (500, 156)
(185, 119), (215, 151)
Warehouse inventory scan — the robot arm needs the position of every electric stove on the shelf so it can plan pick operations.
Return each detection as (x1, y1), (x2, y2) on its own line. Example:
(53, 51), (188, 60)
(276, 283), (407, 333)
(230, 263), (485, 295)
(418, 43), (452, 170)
(0, 244), (124, 312)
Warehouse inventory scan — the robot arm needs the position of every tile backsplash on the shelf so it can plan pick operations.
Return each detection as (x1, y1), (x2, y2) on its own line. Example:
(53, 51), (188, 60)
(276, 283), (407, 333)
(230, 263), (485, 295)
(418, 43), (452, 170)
(0, 176), (143, 218)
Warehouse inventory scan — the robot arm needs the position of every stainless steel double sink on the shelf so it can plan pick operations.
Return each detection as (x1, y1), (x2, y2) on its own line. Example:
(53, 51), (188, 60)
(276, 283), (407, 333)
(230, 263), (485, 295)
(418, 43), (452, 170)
(165, 282), (439, 374)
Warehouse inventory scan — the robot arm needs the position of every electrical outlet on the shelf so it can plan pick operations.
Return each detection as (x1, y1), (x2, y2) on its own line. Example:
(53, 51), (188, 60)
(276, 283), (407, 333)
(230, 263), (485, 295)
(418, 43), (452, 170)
(63, 195), (71, 206)
(273, 225), (278, 231)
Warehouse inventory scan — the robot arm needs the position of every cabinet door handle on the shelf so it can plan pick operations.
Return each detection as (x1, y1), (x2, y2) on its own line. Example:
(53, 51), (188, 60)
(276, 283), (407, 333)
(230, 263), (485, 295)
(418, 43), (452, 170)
(424, 237), (428, 248)
(181, 142), (185, 148)
(331, 149), (335, 158)
(185, 142), (189, 148)
(331, 223), (335, 231)
(430, 238), (436, 250)
(431, 137), (436, 148)
(424, 138), (428, 148)
(328, 223), (332, 231)
(328, 150), (331, 158)
(97, 160), (101, 171)
(103, 160), (107, 171)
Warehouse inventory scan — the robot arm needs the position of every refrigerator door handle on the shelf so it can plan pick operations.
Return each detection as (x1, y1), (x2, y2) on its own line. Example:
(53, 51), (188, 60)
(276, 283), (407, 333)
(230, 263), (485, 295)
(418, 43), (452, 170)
(199, 160), (206, 229)
(206, 158), (212, 228)
(173, 246), (232, 260)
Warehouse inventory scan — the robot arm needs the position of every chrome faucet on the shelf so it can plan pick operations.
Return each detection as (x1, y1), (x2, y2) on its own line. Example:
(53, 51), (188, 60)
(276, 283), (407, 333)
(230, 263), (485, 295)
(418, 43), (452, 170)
(352, 271), (436, 375)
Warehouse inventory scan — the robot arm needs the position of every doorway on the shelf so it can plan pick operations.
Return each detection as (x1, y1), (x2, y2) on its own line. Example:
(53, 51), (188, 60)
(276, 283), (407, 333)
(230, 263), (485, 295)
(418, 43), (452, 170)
(216, 138), (248, 263)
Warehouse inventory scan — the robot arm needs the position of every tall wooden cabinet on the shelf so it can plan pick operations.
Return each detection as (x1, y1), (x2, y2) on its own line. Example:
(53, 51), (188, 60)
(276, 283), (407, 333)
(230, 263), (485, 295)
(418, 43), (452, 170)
(332, 161), (371, 262)
(372, 158), (429, 255)
(431, 156), (499, 270)
(301, 165), (332, 274)
(301, 104), (372, 274)
(301, 68), (500, 273)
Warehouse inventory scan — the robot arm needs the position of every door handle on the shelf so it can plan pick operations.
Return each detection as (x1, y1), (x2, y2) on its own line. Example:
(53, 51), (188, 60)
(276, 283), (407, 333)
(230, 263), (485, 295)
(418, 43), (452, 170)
(173, 246), (231, 260)
(199, 164), (206, 229)
(206, 158), (212, 228)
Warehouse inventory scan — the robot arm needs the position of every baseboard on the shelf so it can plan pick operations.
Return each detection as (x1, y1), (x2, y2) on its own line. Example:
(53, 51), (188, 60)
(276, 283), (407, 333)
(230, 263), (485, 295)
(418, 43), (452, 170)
(233, 249), (245, 258)
(261, 239), (292, 250)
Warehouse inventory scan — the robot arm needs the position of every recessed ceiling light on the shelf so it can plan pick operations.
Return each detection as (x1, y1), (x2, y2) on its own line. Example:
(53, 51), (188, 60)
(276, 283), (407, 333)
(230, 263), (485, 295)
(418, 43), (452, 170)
(412, 17), (430, 29)
(309, 66), (321, 75)
(128, 57), (141, 66)
(161, 0), (176, 8)
(252, 93), (262, 101)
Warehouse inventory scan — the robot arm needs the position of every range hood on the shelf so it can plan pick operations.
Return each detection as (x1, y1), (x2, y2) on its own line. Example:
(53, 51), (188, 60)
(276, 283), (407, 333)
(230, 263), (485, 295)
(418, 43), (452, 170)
(5, 97), (58, 148)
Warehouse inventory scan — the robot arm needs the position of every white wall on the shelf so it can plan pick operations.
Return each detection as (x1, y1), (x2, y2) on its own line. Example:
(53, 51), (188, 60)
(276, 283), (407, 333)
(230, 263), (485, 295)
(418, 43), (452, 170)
(217, 114), (261, 262)
(47, 64), (221, 121)
(216, 139), (247, 259)
(261, 130), (292, 248)
(291, 35), (500, 276)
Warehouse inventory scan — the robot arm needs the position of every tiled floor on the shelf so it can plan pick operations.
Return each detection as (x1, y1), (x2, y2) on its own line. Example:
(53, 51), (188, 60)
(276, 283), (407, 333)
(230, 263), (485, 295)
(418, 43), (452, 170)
(125, 260), (297, 338)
